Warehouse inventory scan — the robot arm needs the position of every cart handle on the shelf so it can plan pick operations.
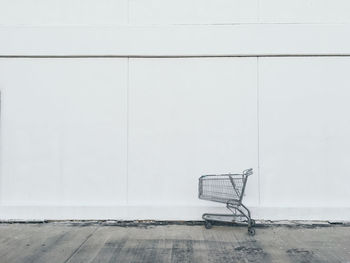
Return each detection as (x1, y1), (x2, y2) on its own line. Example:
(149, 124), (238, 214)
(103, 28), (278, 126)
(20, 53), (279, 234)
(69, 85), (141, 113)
(243, 168), (253, 176)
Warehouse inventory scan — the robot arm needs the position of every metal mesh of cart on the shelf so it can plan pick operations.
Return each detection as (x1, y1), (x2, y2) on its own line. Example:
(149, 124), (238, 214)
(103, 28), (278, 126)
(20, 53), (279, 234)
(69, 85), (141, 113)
(198, 169), (252, 204)
(198, 175), (242, 203)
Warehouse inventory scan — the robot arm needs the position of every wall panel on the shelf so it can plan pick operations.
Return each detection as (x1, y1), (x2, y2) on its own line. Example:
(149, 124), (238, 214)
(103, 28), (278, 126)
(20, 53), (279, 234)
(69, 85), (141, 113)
(259, 57), (350, 208)
(129, 0), (258, 24)
(0, 0), (127, 26)
(260, 0), (350, 23)
(2, 25), (350, 56)
(128, 58), (259, 207)
(0, 58), (128, 206)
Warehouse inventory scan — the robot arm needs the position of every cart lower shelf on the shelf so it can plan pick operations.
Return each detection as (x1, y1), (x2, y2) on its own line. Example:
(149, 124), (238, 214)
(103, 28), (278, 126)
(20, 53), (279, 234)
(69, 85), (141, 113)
(202, 213), (256, 236)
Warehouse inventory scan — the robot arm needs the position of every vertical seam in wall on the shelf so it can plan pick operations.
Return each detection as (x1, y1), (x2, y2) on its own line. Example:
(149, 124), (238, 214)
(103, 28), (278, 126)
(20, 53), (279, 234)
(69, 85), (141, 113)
(257, 0), (260, 23)
(257, 57), (261, 206)
(59, 85), (65, 203)
(0, 91), (2, 205)
(126, 58), (130, 204)
(127, 0), (130, 25)
(59, 117), (64, 203)
(126, 0), (130, 205)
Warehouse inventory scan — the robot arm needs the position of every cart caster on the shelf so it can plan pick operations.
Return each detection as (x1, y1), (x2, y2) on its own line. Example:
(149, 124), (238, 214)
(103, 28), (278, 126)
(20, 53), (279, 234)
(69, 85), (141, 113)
(204, 221), (213, 229)
(248, 227), (255, 236)
(250, 219), (256, 227)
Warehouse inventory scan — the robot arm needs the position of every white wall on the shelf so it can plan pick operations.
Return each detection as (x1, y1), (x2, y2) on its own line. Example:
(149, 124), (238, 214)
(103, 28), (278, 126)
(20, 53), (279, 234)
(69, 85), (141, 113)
(0, 0), (350, 220)
(0, 59), (128, 207)
(128, 58), (258, 207)
(1, 0), (349, 25)
(259, 57), (350, 208)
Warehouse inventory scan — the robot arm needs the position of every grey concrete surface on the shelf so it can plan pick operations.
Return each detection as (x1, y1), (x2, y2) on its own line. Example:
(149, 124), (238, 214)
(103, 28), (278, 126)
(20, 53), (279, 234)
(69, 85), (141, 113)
(0, 223), (349, 263)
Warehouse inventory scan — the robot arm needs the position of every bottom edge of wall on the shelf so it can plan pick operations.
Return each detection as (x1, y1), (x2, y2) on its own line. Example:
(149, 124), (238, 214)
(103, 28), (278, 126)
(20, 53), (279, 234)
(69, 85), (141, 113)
(0, 205), (350, 221)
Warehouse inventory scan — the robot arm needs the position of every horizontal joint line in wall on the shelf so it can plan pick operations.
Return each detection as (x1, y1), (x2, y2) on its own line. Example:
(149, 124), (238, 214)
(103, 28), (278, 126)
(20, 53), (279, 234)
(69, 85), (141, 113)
(1, 54), (350, 58)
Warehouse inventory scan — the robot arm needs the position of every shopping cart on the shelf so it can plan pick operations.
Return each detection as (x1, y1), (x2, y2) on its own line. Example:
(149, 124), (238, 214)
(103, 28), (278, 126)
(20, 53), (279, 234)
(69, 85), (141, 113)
(198, 168), (255, 235)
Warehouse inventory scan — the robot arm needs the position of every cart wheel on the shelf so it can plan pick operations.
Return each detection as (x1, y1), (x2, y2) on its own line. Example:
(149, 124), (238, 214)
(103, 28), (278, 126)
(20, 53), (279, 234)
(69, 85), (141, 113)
(248, 227), (255, 236)
(205, 221), (212, 229)
(250, 219), (256, 227)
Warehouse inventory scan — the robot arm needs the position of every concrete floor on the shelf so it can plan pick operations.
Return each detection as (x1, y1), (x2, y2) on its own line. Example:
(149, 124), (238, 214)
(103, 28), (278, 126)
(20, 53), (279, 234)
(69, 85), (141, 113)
(0, 223), (349, 263)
